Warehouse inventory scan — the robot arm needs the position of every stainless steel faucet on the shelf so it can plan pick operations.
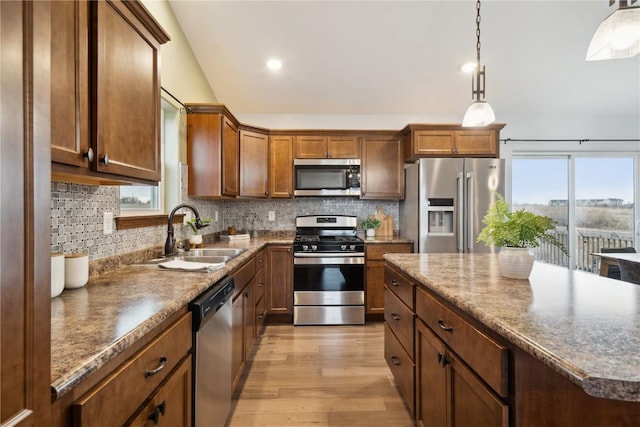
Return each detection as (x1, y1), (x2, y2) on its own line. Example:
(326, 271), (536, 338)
(164, 204), (206, 256)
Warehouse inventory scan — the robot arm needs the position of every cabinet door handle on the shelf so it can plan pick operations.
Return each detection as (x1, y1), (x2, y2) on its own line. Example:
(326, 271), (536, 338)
(391, 313), (400, 321)
(148, 408), (160, 425)
(390, 356), (401, 366)
(144, 356), (167, 378)
(156, 401), (166, 416)
(244, 292), (249, 297)
(82, 147), (94, 162)
(100, 153), (109, 166)
(391, 280), (399, 287)
(257, 282), (264, 288)
(437, 319), (453, 332)
(437, 352), (443, 364)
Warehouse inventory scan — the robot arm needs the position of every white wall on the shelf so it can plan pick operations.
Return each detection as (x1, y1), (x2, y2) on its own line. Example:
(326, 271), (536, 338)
(141, 0), (217, 105)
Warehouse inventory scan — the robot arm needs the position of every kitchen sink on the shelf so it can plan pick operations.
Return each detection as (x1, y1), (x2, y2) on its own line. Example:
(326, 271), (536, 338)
(186, 248), (246, 258)
(134, 248), (246, 267)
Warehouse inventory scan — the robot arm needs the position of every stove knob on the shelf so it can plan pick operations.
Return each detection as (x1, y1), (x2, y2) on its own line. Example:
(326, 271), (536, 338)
(340, 245), (347, 251)
(311, 245), (318, 252)
(302, 245), (309, 251)
(350, 245), (356, 251)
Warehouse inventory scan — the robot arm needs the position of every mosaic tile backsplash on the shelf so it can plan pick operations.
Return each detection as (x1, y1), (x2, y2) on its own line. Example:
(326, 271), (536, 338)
(51, 164), (399, 260)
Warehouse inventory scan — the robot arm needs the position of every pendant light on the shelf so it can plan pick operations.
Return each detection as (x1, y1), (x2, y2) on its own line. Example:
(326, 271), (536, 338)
(586, 0), (640, 61)
(462, 0), (495, 127)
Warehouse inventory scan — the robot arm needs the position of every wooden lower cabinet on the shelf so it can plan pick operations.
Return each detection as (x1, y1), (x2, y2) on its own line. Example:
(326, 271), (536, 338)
(267, 245), (293, 318)
(365, 243), (413, 316)
(129, 355), (192, 427)
(415, 320), (508, 427)
(72, 313), (192, 426)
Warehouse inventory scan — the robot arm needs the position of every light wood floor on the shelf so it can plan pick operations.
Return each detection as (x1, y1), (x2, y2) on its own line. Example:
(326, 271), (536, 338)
(228, 323), (414, 427)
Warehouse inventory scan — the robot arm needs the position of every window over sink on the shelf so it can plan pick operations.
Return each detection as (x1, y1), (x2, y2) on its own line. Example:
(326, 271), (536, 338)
(119, 97), (181, 217)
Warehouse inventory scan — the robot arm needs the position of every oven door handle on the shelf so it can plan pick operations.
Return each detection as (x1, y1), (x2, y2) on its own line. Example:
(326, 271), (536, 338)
(294, 252), (365, 258)
(294, 256), (365, 265)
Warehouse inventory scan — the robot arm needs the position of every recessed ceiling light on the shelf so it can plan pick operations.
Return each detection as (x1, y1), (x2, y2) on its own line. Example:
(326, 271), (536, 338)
(461, 61), (477, 73)
(267, 59), (282, 71)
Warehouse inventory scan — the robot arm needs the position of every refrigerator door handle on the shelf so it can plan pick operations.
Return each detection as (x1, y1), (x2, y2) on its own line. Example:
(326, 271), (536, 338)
(467, 172), (474, 252)
(457, 172), (464, 251)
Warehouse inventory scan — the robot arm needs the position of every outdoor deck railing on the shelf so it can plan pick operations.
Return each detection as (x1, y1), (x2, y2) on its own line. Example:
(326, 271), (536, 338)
(530, 228), (634, 273)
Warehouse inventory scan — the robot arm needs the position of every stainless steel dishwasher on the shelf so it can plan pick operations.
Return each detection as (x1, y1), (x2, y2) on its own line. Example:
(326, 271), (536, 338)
(189, 275), (234, 427)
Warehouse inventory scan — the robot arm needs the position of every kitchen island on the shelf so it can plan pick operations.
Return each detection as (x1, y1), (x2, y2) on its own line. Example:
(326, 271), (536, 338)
(384, 252), (640, 426)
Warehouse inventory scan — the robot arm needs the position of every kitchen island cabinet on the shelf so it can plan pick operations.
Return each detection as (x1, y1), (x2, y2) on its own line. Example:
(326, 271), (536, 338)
(385, 253), (640, 426)
(51, 0), (169, 185)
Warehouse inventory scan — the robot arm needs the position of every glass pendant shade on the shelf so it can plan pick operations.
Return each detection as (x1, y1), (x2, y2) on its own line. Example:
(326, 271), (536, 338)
(462, 100), (495, 127)
(586, 6), (640, 60)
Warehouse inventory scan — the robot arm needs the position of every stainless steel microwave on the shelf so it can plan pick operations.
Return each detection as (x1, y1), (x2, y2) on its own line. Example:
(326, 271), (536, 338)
(294, 159), (361, 197)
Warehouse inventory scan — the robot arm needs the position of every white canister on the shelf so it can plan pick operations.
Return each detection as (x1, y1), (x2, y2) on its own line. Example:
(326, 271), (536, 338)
(51, 253), (65, 298)
(65, 253), (89, 289)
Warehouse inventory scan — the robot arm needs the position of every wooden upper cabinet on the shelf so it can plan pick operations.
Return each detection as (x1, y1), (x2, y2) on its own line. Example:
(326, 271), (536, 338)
(51, 0), (169, 184)
(294, 134), (360, 158)
(51, 0), (90, 167)
(269, 135), (294, 198)
(222, 117), (240, 197)
(404, 124), (505, 161)
(186, 105), (240, 198)
(240, 128), (269, 198)
(327, 135), (360, 158)
(361, 134), (404, 199)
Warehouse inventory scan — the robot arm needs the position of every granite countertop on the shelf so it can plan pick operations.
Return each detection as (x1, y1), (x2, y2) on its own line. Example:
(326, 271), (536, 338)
(384, 253), (640, 402)
(50, 235), (293, 400)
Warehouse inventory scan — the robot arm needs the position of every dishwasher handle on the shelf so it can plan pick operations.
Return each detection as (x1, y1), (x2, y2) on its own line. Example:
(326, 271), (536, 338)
(189, 276), (234, 331)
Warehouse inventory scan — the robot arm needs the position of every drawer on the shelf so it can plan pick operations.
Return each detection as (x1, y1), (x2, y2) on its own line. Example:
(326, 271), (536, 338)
(255, 248), (266, 271)
(234, 256), (256, 297)
(384, 287), (415, 360)
(384, 266), (415, 310)
(384, 323), (415, 417)
(73, 313), (192, 426)
(255, 265), (266, 303)
(366, 243), (413, 260)
(416, 287), (508, 397)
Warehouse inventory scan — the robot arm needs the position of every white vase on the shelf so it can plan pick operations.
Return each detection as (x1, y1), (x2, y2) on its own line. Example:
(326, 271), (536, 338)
(498, 247), (534, 279)
(366, 229), (376, 237)
(189, 234), (203, 246)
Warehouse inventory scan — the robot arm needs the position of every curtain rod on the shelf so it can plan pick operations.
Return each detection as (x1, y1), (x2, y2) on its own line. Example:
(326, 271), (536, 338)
(161, 87), (186, 109)
(501, 138), (640, 145)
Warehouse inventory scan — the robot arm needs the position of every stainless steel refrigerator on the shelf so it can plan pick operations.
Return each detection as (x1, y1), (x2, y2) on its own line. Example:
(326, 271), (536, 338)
(400, 158), (504, 253)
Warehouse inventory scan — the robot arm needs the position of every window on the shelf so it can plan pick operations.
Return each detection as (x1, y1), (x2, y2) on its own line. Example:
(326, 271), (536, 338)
(511, 152), (637, 272)
(119, 97), (181, 216)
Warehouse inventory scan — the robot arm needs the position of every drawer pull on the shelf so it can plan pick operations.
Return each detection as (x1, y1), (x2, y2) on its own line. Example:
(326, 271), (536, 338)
(390, 356), (401, 366)
(144, 356), (168, 378)
(391, 280), (399, 287)
(437, 319), (453, 332)
(391, 313), (400, 321)
(258, 282), (264, 288)
(148, 401), (166, 425)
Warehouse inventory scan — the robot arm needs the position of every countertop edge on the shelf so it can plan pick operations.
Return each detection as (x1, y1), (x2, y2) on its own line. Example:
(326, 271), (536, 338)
(50, 239), (284, 400)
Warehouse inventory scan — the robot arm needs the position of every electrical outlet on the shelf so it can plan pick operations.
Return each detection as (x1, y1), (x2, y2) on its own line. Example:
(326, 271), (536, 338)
(103, 212), (113, 235)
(268, 211), (275, 221)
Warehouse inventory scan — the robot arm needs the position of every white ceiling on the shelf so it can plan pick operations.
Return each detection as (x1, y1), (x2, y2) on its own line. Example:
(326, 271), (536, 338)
(168, 1), (639, 123)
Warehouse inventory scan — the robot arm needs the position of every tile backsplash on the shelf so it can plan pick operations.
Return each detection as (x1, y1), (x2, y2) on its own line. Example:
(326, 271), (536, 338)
(51, 164), (399, 260)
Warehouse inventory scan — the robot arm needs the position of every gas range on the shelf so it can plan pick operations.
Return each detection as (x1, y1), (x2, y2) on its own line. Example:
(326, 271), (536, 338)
(294, 215), (364, 255)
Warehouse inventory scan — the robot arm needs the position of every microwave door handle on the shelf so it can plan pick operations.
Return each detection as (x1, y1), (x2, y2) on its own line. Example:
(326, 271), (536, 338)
(466, 172), (474, 252)
(457, 172), (464, 252)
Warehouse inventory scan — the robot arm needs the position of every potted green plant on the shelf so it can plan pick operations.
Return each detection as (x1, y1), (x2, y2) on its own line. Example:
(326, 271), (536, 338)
(186, 217), (211, 246)
(477, 194), (567, 279)
(360, 217), (381, 238)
